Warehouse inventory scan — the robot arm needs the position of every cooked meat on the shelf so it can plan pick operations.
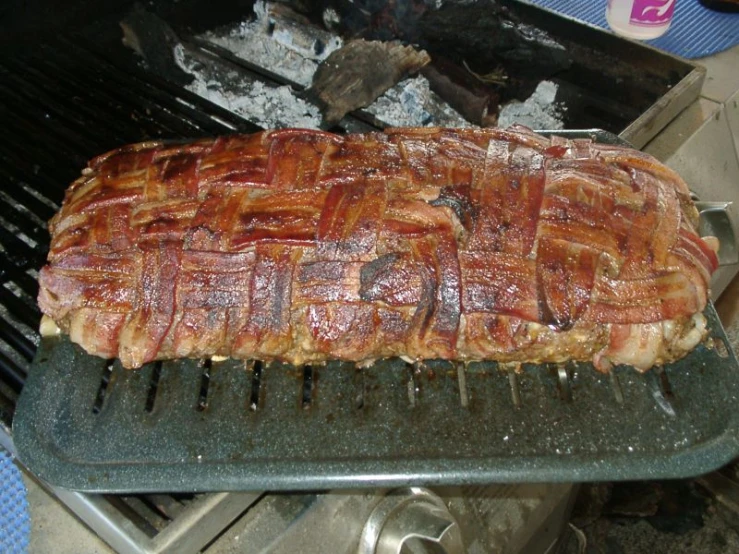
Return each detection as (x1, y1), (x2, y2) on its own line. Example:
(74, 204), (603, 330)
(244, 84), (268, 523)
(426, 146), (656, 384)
(38, 126), (719, 371)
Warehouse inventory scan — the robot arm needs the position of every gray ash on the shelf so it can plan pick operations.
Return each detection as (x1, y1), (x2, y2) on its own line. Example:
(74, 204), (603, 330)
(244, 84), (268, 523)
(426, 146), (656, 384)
(175, 1), (468, 129)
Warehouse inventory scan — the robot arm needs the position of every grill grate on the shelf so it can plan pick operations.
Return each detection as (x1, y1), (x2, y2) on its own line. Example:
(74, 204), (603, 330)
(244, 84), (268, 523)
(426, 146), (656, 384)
(0, 35), (261, 428)
(0, 32), (268, 553)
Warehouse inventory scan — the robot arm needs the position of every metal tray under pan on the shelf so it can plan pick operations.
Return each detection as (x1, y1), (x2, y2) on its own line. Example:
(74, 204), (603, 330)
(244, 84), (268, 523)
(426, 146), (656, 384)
(14, 131), (739, 493)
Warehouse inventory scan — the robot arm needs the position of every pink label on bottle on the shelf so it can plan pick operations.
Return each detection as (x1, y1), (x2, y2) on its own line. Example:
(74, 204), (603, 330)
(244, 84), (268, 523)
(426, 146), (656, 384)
(630, 0), (675, 26)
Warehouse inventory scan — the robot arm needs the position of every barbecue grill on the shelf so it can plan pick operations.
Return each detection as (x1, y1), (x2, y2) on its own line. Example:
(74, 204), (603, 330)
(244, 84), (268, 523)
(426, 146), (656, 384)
(2, 1), (739, 552)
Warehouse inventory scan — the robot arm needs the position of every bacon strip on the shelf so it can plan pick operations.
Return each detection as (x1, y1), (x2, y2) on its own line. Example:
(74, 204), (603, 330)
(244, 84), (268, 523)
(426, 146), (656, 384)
(38, 126), (717, 371)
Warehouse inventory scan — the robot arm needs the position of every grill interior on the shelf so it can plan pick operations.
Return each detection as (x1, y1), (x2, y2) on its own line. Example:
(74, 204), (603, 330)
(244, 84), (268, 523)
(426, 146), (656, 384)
(0, 27), (271, 549)
(0, 1), (725, 550)
(0, 0), (706, 429)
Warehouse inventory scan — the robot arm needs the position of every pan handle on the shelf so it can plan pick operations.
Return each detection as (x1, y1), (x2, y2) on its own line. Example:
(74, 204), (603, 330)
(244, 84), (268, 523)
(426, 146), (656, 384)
(695, 201), (738, 266)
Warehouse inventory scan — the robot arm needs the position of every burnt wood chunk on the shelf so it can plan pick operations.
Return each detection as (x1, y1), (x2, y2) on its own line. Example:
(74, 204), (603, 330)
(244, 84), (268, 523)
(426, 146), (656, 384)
(308, 39), (431, 126)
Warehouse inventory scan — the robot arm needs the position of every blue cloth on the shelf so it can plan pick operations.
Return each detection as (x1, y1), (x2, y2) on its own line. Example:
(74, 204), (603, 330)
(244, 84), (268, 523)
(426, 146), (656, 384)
(525, 0), (739, 58)
(0, 448), (30, 554)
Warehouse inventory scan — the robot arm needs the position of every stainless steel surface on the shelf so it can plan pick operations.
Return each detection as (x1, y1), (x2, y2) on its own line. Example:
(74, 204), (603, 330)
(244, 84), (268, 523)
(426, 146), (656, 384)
(45, 490), (260, 554)
(620, 64), (706, 149)
(200, 485), (575, 554)
(696, 201), (738, 265)
(358, 488), (463, 554)
(209, 491), (382, 554)
(43, 489), (260, 554)
(644, 99), (739, 298)
(1, 422), (16, 456)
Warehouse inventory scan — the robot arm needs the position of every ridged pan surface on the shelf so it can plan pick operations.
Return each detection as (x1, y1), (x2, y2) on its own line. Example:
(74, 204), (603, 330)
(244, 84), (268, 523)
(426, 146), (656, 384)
(13, 302), (739, 493)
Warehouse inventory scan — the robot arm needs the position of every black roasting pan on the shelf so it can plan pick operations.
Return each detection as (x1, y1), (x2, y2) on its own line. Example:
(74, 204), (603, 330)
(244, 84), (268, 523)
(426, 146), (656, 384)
(13, 306), (739, 493)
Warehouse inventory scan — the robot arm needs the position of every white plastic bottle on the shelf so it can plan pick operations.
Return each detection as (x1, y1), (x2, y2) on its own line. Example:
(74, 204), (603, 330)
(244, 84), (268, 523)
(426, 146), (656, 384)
(605, 0), (676, 40)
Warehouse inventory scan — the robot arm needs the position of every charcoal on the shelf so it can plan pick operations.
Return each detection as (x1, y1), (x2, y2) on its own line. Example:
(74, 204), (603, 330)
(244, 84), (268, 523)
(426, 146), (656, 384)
(417, 0), (571, 80)
(306, 0), (570, 81)
(308, 39), (431, 126)
(421, 58), (500, 126)
(181, 5), (467, 129)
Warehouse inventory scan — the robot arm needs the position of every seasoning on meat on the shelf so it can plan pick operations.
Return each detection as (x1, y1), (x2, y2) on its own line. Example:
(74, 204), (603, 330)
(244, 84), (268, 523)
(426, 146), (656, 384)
(38, 126), (719, 371)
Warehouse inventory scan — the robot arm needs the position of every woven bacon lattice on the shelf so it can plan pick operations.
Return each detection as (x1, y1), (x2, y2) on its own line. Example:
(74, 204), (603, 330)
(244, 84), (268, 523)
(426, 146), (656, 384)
(39, 127), (718, 370)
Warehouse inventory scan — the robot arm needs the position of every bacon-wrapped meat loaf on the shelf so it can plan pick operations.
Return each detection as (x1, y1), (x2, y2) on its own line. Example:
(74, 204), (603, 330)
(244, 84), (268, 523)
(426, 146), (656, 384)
(38, 126), (719, 371)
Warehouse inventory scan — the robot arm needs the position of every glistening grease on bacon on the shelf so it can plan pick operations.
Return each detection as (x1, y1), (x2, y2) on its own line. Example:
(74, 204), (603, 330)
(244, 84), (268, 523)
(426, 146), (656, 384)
(38, 126), (719, 371)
